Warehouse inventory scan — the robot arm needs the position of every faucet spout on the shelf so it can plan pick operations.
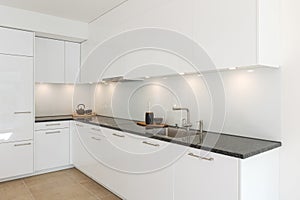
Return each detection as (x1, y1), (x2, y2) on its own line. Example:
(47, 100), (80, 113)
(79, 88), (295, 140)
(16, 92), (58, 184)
(172, 106), (192, 128)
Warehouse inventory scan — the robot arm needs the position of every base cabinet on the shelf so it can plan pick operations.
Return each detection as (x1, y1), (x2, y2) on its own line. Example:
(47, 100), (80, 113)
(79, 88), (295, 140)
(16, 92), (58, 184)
(72, 122), (279, 200)
(174, 148), (239, 200)
(34, 121), (71, 172)
(0, 141), (33, 180)
(34, 128), (70, 171)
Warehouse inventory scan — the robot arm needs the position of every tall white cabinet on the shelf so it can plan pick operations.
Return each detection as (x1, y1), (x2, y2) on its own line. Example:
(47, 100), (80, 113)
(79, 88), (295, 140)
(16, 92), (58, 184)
(0, 27), (34, 180)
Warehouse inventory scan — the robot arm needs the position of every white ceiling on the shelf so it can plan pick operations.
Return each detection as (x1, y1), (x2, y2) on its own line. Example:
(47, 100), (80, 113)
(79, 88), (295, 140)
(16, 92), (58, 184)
(0, 0), (127, 23)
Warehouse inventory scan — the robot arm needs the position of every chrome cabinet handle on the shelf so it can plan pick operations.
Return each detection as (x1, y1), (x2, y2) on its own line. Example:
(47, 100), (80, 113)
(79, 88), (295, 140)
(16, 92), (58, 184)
(91, 128), (101, 132)
(112, 133), (125, 138)
(45, 131), (61, 135)
(91, 137), (101, 141)
(188, 153), (214, 161)
(14, 143), (31, 147)
(142, 141), (160, 147)
(14, 111), (31, 114)
(46, 123), (61, 126)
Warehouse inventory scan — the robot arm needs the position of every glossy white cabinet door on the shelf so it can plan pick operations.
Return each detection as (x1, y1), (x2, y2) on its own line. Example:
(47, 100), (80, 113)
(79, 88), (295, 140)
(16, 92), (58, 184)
(34, 128), (70, 171)
(0, 141), (33, 180)
(65, 42), (81, 84)
(0, 55), (33, 143)
(174, 148), (239, 200)
(0, 27), (33, 57)
(35, 37), (65, 83)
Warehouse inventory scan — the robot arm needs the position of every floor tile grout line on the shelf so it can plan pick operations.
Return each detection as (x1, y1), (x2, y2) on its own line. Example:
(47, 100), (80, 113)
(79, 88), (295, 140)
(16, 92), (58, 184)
(78, 181), (102, 200)
(22, 179), (36, 200)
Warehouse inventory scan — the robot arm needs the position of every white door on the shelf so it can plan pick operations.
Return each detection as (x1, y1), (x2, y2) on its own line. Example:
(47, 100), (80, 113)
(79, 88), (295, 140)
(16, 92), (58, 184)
(174, 148), (239, 200)
(34, 128), (70, 171)
(0, 54), (33, 143)
(0, 141), (33, 180)
(65, 42), (81, 84)
(35, 37), (65, 83)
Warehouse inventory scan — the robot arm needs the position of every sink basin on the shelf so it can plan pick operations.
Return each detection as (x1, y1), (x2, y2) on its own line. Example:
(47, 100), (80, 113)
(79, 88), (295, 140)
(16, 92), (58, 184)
(146, 127), (196, 138)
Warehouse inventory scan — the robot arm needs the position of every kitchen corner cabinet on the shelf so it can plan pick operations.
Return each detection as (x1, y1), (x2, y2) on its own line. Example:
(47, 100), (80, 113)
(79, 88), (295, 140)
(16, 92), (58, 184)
(35, 37), (81, 84)
(72, 122), (279, 200)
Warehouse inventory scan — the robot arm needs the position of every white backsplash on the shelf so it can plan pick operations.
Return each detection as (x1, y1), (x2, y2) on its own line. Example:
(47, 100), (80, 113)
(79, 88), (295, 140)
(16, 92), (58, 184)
(91, 68), (281, 141)
(35, 83), (92, 117)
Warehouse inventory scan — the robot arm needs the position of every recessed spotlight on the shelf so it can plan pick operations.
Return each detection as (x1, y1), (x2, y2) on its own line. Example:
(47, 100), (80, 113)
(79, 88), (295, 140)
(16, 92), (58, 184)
(247, 70), (254, 73)
(197, 74), (203, 77)
(179, 72), (185, 75)
(229, 67), (237, 70)
(145, 76), (150, 79)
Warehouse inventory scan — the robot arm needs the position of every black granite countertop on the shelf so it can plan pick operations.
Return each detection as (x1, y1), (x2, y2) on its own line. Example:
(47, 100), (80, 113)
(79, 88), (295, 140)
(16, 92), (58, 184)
(35, 115), (281, 159)
(35, 115), (73, 122)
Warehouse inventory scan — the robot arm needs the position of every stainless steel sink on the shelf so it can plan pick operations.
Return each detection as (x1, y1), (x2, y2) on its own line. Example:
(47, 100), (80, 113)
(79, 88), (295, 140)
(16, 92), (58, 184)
(146, 127), (204, 144)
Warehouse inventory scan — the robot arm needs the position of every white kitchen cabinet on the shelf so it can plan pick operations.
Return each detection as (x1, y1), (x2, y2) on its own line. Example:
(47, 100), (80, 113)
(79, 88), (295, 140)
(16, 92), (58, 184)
(35, 37), (65, 83)
(0, 141), (33, 180)
(0, 27), (34, 57)
(72, 123), (183, 200)
(0, 54), (33, 143)
(65, 42), (81, 83)
(34, 121), (70, 172)
(35, 38), (82, 84)
(72, 122), (279, 200)
(174, 148), (239, 200)
(81, 0), (280, 82)
(34, 128), (70, 171)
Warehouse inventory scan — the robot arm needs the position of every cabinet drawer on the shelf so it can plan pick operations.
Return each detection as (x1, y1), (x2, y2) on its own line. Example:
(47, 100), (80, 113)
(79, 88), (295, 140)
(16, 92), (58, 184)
(34, 128), (70, 171)
(35, 121), (70, 131)
(0, 27), (33, 56)
(0, 140), (33, 180)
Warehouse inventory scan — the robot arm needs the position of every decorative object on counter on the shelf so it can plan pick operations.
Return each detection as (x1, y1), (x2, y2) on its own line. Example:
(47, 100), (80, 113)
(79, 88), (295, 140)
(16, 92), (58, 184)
(145, 112), (154, 124)
(85, 109), (93, 115)
(73, 104), (96, 118)
(137, 121), (168, 128)
(76, 104), (86, 115)
(145, 101), (154, 124)
(72, 112), (96, 118)
(154, 117), (163, 124)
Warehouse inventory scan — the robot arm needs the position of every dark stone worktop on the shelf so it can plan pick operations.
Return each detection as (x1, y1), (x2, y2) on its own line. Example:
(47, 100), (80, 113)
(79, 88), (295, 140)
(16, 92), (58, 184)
(35, 115), (281, 159)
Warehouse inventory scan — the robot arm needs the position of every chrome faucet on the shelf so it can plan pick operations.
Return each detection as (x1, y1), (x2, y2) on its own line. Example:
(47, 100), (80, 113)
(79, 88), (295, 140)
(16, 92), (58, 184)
(172, 106), (193, 131)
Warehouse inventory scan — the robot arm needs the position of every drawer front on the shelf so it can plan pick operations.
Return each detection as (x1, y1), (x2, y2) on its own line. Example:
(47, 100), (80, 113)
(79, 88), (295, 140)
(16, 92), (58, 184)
(35, 121), (70, 131)
(0, 140), (33, 180)
(0, 27), (33, 56)
(34, 128), (70, 171)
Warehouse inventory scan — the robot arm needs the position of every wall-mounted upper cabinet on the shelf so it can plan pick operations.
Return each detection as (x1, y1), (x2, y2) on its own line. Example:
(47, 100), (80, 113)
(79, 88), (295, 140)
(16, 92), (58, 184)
(35, 37), (81, 84)
(190, 0), (280, 69)
(81, 0), (280, 82)
(0, 27), (34, 57)
(65, 42), (81, 84)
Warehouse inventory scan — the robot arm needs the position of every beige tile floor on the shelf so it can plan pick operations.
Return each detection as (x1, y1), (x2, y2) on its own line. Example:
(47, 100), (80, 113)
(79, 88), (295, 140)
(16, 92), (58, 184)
(0, 168), (122, 200)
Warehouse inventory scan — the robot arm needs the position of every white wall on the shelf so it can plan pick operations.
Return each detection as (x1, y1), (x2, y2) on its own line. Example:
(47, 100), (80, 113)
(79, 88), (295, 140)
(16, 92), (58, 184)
(280, 0), (300, 199)
(35, 84), (92, 116)
(0, 5), (88, 41)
